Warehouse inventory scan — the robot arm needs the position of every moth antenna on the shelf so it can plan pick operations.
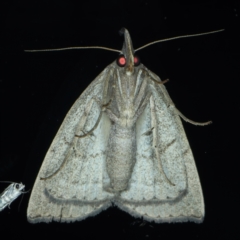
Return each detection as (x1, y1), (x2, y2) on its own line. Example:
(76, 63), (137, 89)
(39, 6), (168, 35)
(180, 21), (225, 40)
(24, 46), (121, 53)
(135, 29), (224, 52)
(25, 29), (224, 54)
(0, 181), (14, 184)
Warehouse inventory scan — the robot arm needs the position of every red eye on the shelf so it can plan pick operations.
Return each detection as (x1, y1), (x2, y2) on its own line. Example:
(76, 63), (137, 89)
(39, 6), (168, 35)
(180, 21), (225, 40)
(134, 55), (140, 66)
(117, 55), (126, 67)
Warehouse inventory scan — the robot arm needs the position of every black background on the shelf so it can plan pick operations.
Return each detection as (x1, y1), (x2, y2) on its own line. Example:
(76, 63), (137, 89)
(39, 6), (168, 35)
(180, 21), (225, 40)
(1, 0), (239, 239)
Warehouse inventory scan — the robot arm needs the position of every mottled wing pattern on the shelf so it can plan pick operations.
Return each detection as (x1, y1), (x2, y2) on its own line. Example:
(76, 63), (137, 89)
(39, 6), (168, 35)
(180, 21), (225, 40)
(116, 68), (204, 223)
(27, 66), (115, 223)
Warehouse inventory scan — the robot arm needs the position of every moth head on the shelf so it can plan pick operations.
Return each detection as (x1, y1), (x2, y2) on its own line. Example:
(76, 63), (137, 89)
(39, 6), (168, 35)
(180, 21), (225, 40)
(14, 182), (25, 191)
(117, 28), (140, 75)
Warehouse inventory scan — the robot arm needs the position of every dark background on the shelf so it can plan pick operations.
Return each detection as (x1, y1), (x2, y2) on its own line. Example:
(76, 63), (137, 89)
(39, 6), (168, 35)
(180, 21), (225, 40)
(1, 0), (239, 239)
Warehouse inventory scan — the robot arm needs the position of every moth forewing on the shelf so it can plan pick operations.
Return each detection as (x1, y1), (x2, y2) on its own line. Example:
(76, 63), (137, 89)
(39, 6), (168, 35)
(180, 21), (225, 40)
(27, 28), (211, 223)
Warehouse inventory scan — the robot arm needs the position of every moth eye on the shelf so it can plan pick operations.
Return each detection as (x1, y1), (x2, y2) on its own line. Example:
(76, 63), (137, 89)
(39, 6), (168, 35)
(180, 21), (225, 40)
(134, 55), (140, 66)
(16, 184), (20, 189)
(117, 55), (126, 67)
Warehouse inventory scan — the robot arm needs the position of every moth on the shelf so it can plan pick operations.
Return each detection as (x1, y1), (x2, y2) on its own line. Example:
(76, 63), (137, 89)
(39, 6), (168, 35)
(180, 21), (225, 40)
(0, 182), (25, 211)
(27, 28), (222, 223)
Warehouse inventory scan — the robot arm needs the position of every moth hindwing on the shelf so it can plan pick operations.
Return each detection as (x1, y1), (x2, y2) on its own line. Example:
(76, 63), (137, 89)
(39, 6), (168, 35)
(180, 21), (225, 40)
(27, 28), (210, 223)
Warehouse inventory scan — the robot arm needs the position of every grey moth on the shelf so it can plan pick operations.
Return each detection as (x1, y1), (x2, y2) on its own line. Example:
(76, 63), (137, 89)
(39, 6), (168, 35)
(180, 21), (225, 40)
(27, 28), (214, 223)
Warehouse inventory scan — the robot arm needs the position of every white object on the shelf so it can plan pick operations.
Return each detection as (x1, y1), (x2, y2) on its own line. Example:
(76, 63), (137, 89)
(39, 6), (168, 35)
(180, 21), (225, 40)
(27, 28), (213, 223)
(0, 182), (25, 211)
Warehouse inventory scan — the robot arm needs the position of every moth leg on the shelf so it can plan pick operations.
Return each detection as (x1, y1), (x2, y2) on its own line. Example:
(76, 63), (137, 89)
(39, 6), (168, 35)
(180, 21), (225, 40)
(104, 71), (127, 125)
(105, 108), (120, 124)
(149, 76), (169, 85)
(75, 102), (106, 138)
(174, 108), (212, 126)
(107, 69), (153, 127)
(113, 70), (125, 114)
(133, 69), (148, 104)
(40, 69), (113, 180)
(132, 70), (154, 122)
(132, 91), (152, 124)
(75, 67), (114, 137)
(75, 68), (115, 136)
(75, 97), (112, 138)
(146, 69), (165, 84)
(150, 96), (175, 186)
(40, 98), (103, 180)
(148, 69), (212, 126)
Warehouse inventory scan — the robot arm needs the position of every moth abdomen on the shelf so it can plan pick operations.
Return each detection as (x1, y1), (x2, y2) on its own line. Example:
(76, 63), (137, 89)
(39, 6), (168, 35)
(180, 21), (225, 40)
(106, 124), (136, 192)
